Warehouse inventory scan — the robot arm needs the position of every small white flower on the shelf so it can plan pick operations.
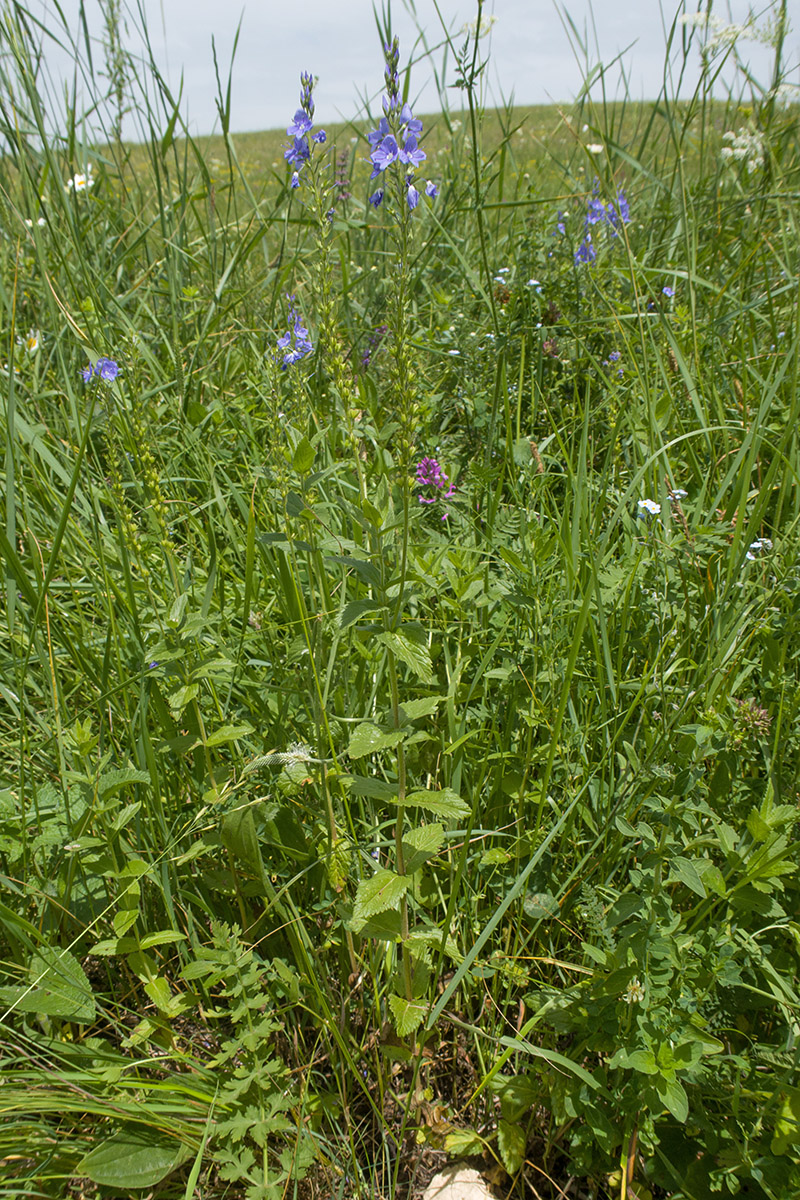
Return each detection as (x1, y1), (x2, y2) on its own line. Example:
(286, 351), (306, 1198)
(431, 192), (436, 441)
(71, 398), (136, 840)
(669, 488), (689, 500)
(460, 13), (497, 39)
(66, 164), (94, 192)
(586, 143), (604, 155)
(746, 537), (773, 560)
(721, 128), (765, 171)
(527, 279), (542, 292)
(18, 329), (40, 355)
(447, 349), (460, 356)
(623, 977), (645, 1004)
(638, 499), (661, 516)
(24, 216), (46, 228)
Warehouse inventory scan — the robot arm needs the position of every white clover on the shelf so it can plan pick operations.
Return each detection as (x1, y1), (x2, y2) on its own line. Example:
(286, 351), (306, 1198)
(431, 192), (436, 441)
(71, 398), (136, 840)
(623, 977), (646, 1004)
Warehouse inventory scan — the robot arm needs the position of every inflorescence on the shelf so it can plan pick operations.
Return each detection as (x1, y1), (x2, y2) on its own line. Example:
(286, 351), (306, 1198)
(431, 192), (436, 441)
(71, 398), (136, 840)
(81, 357), (119, 382)
(276, 296), (313, 369)
(366, 39), (438, 211)
(284, 71), (327, 188)
(416, 456), (455, 521)
(574, 184), (631, 266)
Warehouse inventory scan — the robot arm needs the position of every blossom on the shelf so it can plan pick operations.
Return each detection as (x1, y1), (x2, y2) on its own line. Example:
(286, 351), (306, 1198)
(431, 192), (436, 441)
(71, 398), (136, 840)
(662, 286), (675, 297)
(82, 357), (120, 382)
(638, 499), (661, 516)
(746, 537), (773, 560)
(369, 188), (384, 208)
(276, 296), (313, 369)
(623, 977), (645, 1004)
(586, 143), (604, 155)
(399, 102), (423, 137)
(425, 179), (438, 198)
(721, 128), (765, 171)
(370, 133), (400, 175)
(586, 197), (606, 225)
(66, 165), (94, 192)
(290, 171), (300, 189)
(574, 237), (596, 265)
(416, 456), (455, 520)
(24, 217), (46, 228)
(399, 133), (426, 168)
(460, 13), (497, 38)
(285, 135), (310, 167)
(286, 109), (312, 137)
(18, 329), (40, 355)
(313, 130), (327, 144)
(406, 182), (420, 210)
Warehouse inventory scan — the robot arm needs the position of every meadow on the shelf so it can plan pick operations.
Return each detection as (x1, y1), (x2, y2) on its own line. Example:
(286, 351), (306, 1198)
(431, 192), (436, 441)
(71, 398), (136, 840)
(0, 2), (799, 1198)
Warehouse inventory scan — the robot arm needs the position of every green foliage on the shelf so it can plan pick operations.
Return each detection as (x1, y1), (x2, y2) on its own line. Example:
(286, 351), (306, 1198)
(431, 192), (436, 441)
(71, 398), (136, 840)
(0, 1), (799, 1197)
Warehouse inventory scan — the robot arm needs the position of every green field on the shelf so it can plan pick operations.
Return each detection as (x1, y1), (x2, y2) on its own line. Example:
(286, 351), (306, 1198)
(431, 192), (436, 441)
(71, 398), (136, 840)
(1, 3), (799, 1199)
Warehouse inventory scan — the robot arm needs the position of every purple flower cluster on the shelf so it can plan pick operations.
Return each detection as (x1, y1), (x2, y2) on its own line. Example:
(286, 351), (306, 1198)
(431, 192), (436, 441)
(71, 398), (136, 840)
(284, 72), (326, 186)
(276, 296), (313, 369)
(416, 457), (455, 522)
(574, 185), (631, 265)
(366, 40), (438, 211)
(81, 357), (119, 383)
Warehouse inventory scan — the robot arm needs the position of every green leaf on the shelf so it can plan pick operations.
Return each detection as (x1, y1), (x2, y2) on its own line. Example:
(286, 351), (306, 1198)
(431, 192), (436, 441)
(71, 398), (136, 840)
(771, 1087), (800, 1155)
(167, 592), (188, 628)
(444, 1129), (485, 1156)
(221, 807), (265, 883)
(491, 1074), (538, 1122)
(670, 855), (706, 897)
(656, 1075), (689, 1123)
(377, 630), (434, 684)
(77, 1126), (192, 1188)
(98, 768), (150, 797)
(388, 993), (427, 1036)
(139, 930), (187, 950)
(204, 723), (254, 748)
(497, 1118), (526, 1174)
(402, 823), (445, 873)
(113, 908), (139, 938)
(168, 683), (199, 711)
(292, 435), (315, 474)
(347, 723), (405, 759)
(339, 599), (381, 629)
(403, 789), (470, 820)
(610, 1047), (658, 1075)
(523, 891), (559, 919)
(1, 948), (95, 1022)
(353, 869), (410, 923)
(399, 696), (444, 720)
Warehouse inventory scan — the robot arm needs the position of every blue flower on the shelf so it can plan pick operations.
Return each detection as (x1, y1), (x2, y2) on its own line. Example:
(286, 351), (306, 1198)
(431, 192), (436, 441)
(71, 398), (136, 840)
(407, 182), (420, 210)
(399, 102), (423, 136)
(276, 296), (313, 369)
(291, 172), (300, 189)
(369, 188), (384, 208)
(313, 130), (327, 144)
(81, 365), (93, 382)
(285, 135), (310, 167)
(662, 286), (675, 297)
(586, 197), (606, 225)
(367, 117), (391, 148)
(574, 237), (596, 265)
(82, 357), (119, 382)
(399, 133), (426, 168)
(370, 134), (400, 175)
(425, 179), (438, 198)
(287, 109), (312, 137)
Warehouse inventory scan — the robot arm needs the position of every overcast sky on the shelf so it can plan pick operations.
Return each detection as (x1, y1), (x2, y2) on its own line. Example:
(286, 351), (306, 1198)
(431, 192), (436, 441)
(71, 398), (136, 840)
(25, 0), (800, 137)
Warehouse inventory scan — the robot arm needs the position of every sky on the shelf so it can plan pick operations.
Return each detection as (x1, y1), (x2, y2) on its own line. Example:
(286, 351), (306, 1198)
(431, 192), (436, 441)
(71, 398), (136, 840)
(22, 0), (800, 138)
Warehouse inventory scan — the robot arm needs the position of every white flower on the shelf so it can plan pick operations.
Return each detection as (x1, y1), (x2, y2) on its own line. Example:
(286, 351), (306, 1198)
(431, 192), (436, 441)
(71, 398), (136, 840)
(746, 537), (773, 560)
(638, 499), (661, 516)
(18, 329), (40, 355)
(24, 217), (46, 228)
(66, 164), (94, 192)
(669, 488), (689, 500)
(623, 977), (645, 1004)
(771, 82), (800, 107)
(586, 143), (604, 154)
(721, 128), (765, 171)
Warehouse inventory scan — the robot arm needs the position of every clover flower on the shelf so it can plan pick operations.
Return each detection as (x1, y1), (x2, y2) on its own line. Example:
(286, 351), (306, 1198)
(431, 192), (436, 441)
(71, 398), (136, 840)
(623, 977), (645, 1004)
(82, 357), (120, 382)
(416, 456), (455, 521)
(276, 295), (313, 369)
(638, 499), (661, 517)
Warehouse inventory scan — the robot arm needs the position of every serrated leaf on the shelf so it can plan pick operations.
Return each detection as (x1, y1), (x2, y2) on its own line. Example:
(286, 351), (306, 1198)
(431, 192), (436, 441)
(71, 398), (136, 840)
(377, 630), (434, 684)
(347, 723), (405, 759)
(399, 696), (444, 720)
(402, 823), (445, 873)
(204, 723), (254, 748)
(98, 768), (150, 797)
(77, 1126), (191, 1187)
(90, 937), (137, 957)
(167, 593), (188, 628)
(388, 992), (427, 1036)
(403, 789), (470, 820)
(444, 1129), (484, 1156)
(349, 907), (403, 940)
(342, 775), (398, 801)
(292, 435), (315, 474)
(339, 598), (381, 629)
(353, 869), (410, 922)
(144, 976), (173, 1012)
(113, 908), (139, 938)
(497, 1118), (526, 1174)
(139, 930), (187, 950)
(405, 927), (463, 962)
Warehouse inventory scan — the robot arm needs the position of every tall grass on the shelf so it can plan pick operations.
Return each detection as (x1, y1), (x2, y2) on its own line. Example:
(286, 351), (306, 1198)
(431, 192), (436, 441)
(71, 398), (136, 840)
(0, 2), (798, 1198)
